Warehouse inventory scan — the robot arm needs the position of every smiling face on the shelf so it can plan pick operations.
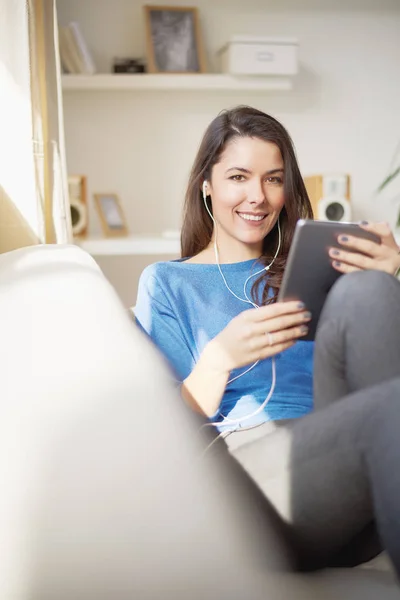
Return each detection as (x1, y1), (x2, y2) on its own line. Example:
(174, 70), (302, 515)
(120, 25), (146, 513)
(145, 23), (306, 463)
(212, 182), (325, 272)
(207, 136), (285, 261)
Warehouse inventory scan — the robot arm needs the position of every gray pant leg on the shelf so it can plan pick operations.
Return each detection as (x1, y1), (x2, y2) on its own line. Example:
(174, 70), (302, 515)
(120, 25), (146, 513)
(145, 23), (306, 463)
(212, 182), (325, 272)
(311, 270), (400, 566)
(314, 271), (400, 409)
(230, 271), (400, 570)
(232, 377), (400, 573)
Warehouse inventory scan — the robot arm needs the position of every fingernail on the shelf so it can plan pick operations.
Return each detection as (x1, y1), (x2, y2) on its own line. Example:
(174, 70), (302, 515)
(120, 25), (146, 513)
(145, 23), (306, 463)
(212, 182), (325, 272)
(333, 260), (341, 267)
(330, 249), (340, 256)
(300, 325), (308, 334)
(297, 302), (305, 309)
(304, 311), (312, 319)
(339, 235), (348, 242)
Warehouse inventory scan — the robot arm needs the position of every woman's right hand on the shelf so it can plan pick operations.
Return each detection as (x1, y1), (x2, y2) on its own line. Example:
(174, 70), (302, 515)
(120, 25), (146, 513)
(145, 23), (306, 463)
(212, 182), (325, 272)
(204, 301), (311, 376)
(183, 301), (310, 417)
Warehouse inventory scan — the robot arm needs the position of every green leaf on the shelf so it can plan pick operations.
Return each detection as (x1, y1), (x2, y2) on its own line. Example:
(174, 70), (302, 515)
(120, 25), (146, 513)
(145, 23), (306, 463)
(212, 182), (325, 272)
(377, 165), (400, 193)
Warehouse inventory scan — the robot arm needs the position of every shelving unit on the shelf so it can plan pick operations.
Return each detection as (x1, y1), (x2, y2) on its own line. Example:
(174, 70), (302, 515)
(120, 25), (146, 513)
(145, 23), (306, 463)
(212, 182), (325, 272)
(62, 73), (293, 92)
(78, 235), (180, 256)
(58, 0), (296, 304)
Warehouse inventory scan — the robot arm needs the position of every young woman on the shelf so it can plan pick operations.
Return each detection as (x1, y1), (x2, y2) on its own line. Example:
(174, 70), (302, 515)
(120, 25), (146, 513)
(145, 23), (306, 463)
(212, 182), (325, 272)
(135, 105), (400, 424)
(135, 105), (400, 572)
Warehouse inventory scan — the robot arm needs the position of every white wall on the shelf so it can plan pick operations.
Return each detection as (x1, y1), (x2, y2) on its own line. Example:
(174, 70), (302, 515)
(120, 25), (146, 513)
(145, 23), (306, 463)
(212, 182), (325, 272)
(57, 0), (400, 305)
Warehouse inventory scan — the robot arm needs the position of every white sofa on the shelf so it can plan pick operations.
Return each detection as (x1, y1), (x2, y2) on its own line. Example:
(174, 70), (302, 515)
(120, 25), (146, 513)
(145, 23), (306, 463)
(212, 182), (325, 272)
(0, 244), (398, 599)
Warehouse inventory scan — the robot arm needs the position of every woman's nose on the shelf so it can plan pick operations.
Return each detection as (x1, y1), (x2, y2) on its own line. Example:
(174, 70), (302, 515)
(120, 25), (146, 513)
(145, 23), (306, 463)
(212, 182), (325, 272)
(249, 182), (266, 204)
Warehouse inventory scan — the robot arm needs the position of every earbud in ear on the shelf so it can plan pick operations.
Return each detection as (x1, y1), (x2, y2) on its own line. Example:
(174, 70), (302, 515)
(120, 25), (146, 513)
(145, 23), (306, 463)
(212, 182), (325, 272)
(202, 179), (215, 223)
(202, 180), (208, 199)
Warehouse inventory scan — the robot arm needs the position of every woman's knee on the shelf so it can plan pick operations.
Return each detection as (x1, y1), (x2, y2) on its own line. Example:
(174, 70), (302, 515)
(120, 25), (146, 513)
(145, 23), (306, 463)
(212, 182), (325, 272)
(324, 270), (397, 314)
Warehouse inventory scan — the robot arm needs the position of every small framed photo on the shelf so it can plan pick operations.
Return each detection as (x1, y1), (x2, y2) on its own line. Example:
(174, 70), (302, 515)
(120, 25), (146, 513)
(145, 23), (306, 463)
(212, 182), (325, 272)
(94, 193), (129, 237)
(144, 5), (206, 73)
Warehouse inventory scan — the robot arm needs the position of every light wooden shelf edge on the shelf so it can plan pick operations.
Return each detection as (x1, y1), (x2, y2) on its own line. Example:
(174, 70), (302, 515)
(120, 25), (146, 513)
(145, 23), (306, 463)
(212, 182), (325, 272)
(77, 236), (180, 256)
(61, 73), (293, 92)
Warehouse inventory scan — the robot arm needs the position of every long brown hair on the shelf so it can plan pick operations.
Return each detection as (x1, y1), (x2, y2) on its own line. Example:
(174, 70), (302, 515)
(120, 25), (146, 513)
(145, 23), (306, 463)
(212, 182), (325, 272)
(181, 106), (313, 306)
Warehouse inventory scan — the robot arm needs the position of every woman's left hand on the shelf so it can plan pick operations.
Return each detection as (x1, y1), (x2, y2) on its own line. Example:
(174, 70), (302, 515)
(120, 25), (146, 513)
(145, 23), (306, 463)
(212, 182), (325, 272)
(329, 221), (400, 276)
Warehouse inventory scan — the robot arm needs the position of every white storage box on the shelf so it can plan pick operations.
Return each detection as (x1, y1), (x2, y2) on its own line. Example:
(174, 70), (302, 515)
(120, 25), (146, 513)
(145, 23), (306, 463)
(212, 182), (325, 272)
(218, 36), (298, 76)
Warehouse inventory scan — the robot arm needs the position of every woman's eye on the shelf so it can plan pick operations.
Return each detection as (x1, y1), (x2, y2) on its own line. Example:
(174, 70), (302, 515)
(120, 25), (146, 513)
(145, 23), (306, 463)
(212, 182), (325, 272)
(266, 177), (283, 184)
(230, 174), (245, 181)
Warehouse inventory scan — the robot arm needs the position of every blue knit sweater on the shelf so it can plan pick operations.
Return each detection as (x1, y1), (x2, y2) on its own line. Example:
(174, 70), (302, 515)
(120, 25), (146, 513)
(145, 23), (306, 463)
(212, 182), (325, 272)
(135, 258), (314, 430)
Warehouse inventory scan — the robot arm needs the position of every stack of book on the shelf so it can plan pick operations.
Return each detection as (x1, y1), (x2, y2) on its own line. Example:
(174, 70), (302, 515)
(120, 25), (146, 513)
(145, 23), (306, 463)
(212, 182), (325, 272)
(59, 22), (96, 75)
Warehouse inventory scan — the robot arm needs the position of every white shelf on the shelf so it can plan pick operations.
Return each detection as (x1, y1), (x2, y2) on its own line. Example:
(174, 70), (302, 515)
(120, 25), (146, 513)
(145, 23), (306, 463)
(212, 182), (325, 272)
(78, 235), (180, 256)
(62, 73), (293, 92)
(78, 231), (400, 257)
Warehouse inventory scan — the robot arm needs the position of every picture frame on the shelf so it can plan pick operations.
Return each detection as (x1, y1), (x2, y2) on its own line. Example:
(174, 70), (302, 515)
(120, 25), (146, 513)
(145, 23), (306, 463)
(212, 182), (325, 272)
(94, 193), (129, 237)
(144, 5), (206, 74)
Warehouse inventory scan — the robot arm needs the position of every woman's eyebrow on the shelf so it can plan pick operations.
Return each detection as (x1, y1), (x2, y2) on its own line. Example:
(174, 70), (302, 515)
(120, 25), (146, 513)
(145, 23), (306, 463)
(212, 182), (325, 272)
(266, 168), (284, 175)
(224, 167), (284, 175)
(225, 167), (252, 174)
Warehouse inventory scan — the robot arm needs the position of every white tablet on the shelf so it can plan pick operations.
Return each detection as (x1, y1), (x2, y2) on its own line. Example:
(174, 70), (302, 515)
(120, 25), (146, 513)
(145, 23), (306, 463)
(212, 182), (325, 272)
(278, 219), (380, 341)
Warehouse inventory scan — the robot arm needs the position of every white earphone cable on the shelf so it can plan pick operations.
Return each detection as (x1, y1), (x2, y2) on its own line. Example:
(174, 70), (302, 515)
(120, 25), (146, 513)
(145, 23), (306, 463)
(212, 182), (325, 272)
(202, 181), (282, 432)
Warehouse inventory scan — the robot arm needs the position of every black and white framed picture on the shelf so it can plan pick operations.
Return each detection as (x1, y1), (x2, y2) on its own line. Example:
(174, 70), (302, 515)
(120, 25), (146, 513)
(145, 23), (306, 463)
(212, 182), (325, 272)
(144, 5), (206, 73)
